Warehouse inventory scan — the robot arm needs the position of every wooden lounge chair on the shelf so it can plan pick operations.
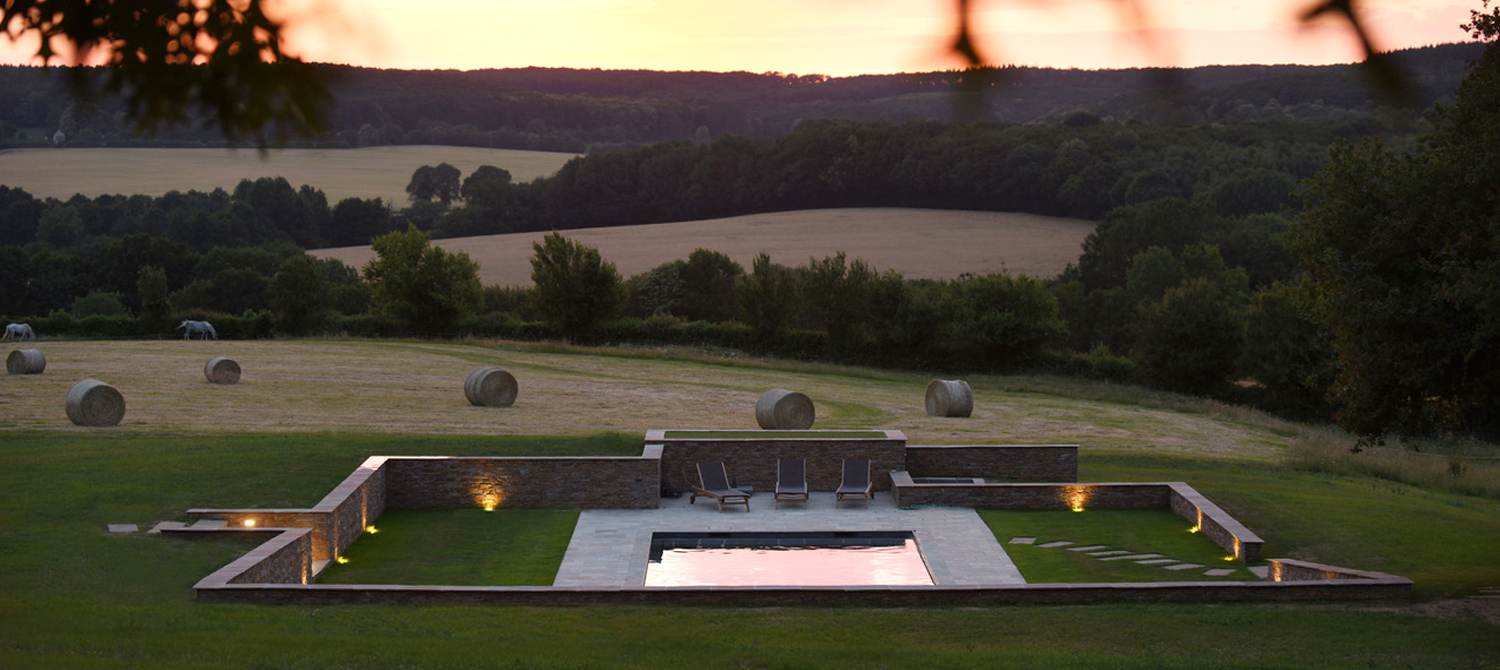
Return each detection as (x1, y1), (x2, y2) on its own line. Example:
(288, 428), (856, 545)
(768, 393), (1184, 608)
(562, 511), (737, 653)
(835, 458), (874, 507)
(775, 457), (809, 507)
(690, 462), (751, 512)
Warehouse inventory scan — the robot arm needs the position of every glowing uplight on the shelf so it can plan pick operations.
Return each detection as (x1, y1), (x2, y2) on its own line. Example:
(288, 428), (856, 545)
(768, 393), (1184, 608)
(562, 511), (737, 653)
(242, 519), (256, 527)
(335, 556), (349, 564)
(1061, 485), (1095, 513)
(482, 501), (497, 512)
(1223, 556), (1236, 562)
(1187, 526), (1201, 533)
(366, 526), (379, 534)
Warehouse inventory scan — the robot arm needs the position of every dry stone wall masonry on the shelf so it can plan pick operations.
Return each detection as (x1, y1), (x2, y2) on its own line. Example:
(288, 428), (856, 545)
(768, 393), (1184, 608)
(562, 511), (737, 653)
(175, 431), (1406, 604)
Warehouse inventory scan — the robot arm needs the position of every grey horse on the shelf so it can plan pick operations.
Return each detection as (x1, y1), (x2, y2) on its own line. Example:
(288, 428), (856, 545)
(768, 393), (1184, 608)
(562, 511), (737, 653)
(3, 323), (34, 341)
(177, 319), (218, 340)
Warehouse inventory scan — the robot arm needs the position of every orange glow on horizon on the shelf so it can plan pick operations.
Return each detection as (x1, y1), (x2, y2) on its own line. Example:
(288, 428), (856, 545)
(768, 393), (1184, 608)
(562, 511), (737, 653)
(5, 0), (1463, 75)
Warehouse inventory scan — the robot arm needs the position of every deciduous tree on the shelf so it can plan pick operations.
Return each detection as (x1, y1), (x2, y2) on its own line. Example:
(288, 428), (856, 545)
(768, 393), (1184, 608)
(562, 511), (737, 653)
(1293, 1), (1500, 443)
(363, 225), (482, 335)
(529, 232), (624, 340)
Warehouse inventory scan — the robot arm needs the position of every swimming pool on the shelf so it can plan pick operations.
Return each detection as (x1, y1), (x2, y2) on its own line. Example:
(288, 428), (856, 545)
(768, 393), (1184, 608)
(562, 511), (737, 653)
(644, 531), (933, 587)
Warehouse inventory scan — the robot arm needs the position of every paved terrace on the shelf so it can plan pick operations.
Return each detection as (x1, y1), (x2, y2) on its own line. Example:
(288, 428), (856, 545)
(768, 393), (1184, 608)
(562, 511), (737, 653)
(554, 491), (1025, 587)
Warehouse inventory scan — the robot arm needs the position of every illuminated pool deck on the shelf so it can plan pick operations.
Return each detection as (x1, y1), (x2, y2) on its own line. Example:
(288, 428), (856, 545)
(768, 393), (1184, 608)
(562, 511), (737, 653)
(553, 492), (1025, 588)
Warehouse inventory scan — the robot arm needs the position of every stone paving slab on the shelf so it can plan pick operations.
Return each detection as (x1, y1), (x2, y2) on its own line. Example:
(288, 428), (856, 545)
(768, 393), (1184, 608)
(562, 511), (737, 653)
(1099, 553), (1162, 561)
(1036, 541), (1075, 548)
(1203, 568), (1238, 577)
(1248, 566), (1270, 579)
(1087, 550), (1133, 557)
(107, 524), (138, 533)
(554, 492), (1025, 588)
(1008, 537), (1036, 545)
(1163, 562), (1205, 571)
(1136, 558), (1179, 565)
(148, 521), (187, 534)
(1067, 544), (1109, 552)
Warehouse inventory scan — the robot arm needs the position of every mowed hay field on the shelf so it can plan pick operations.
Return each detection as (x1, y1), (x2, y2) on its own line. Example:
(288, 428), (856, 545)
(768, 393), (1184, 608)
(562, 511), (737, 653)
(0, 340), (1287, 460)
(0, 145), (578, 205)
(314, 208), (1096, 284)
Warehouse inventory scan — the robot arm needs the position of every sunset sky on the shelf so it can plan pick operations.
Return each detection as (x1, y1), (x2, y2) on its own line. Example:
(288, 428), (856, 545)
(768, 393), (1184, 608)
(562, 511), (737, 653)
(2, 0), (1480, 75)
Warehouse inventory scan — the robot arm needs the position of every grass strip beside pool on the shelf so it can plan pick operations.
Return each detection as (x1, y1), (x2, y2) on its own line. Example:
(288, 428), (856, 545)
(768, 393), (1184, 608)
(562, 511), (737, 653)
(317, 508), (580, 586)
(981, 509), (1247, 583)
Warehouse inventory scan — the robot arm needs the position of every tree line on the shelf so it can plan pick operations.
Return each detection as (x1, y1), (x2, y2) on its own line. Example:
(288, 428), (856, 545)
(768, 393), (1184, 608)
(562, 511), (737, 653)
(0, 42), (1481, 151)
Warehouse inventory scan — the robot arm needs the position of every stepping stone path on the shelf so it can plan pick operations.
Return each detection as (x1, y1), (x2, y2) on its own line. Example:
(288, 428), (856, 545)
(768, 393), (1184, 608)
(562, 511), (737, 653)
(107, 524), (138, 533)
(1008, 536), (1266, 579)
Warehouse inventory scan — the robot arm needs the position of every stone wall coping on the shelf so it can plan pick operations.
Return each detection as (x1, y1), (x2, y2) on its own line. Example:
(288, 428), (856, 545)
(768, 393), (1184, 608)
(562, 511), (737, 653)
(646, 429), (907, 442)
(1270, 558), (1414, 583)
(1168, 482), (1265, 545)
(193, 570), (1412, 605)
(907, 444), (1079, 449)
(186, 527), (312, 589)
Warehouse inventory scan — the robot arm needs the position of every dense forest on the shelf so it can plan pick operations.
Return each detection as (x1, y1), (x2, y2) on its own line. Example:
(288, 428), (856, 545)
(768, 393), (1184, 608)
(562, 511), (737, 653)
(0, 42), (1483, 152)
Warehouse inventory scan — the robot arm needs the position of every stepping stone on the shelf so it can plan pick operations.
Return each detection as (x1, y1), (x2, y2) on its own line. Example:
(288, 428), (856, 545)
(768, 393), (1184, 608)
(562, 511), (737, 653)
(1203, 568), (1238, 577)
(1163, 563), (1206, 571)
(189, 519), (227, 530)
(148, 521), (187, 534)
(1036, 541), (1075, 548)
(1067, 544), (1109, 552)
(1087, 550), (1133, 557)
(107, 524), (138, 533)
(1008, 537), (1037, 545)
(1136, 558), (1179, 565)
(1248, 566), (1270, 579)
(1099, 553), (1162, 561)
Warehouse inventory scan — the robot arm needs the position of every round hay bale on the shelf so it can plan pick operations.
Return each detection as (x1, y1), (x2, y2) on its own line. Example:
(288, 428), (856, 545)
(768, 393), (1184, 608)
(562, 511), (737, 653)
(755, 388), (815, 429)
(464, 367), (518, 407)
(65, 379), (126, 427)
(925, 379), (974, 417)
(204, 356), (241, 384)
(6, 349), (46, 374)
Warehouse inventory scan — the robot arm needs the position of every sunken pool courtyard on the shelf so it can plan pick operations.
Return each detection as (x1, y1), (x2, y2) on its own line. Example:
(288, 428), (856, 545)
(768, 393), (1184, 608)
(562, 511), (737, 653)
(167, 429), (1412, 605)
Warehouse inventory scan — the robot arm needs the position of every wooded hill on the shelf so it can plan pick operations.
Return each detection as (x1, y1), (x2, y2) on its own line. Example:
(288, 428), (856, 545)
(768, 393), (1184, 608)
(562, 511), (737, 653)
(0, 42), (1483, 151)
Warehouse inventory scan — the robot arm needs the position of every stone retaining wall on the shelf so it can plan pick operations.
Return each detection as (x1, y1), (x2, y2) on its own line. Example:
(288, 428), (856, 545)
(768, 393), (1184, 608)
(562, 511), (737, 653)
(890, 473), (1264, 561)
(194, 573), (1413, 606)
(383, 449), (660, 510)
(905, 444), (1078, 482)
(649, 430), (906, 492)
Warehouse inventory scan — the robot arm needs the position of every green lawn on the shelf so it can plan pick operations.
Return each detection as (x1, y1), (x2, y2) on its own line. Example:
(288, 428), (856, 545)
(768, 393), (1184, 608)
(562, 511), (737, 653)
(317, 508), (579, 585)
(981, 509), (1249, 582)
(2, 429), (1497, 668)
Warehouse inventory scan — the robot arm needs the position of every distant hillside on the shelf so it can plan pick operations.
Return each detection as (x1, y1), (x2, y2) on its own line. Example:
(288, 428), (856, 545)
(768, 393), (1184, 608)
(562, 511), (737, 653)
(312, 208), (1096, 286)
(0, 42), (1482, 151)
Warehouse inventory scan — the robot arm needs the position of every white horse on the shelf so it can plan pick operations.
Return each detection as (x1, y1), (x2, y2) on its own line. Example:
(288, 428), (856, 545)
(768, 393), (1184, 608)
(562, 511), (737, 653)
(3, 323), (34, 341)
(177, 320), (218, 340)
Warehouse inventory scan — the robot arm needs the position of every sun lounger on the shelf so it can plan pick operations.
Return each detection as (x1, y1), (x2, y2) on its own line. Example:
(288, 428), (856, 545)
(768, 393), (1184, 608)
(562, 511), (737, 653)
(691, 462), (751, 512)
(835, 458), (873, 507)
(775, 458), (809, 507)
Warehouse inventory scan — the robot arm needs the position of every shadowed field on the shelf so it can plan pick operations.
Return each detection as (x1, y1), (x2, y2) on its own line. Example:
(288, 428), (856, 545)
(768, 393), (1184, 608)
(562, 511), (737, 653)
(0, 339), (1286, 460)
(314, 208), (1096, 284)
(0, 145), (578, 205)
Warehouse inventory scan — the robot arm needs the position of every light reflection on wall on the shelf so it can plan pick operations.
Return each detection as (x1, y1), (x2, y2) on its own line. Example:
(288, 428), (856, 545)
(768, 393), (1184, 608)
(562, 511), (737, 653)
(1062, 485), (1095, 512)
(471, 471), (510, 511)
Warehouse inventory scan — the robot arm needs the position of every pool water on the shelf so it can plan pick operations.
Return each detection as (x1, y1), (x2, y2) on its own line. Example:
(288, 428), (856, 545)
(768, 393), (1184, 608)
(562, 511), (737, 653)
(644, 531), (933, 587)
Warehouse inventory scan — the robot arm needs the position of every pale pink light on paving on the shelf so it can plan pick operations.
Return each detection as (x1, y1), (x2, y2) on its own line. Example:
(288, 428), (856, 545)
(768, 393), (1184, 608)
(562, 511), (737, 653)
(645, 540), (933, 587)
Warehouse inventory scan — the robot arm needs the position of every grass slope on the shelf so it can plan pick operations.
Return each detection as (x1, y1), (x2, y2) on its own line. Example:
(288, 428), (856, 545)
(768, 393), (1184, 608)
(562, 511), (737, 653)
(1, 343), (1497, 668)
